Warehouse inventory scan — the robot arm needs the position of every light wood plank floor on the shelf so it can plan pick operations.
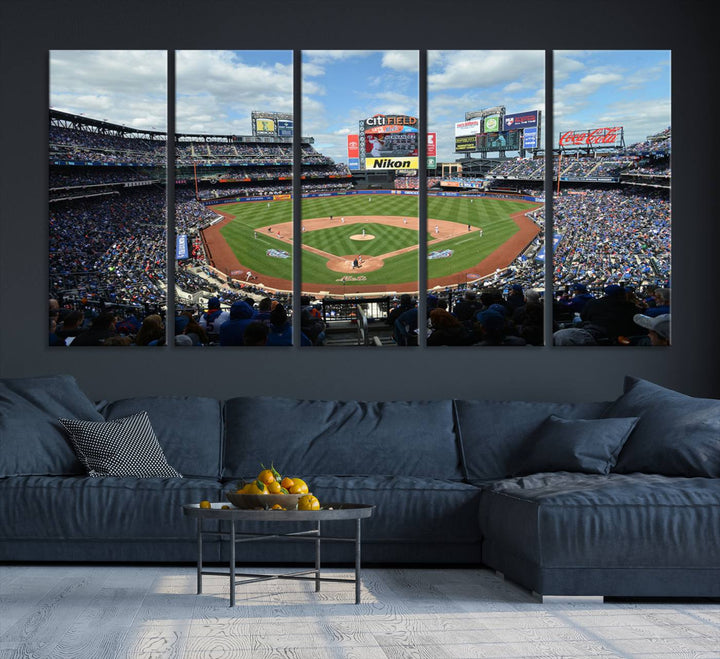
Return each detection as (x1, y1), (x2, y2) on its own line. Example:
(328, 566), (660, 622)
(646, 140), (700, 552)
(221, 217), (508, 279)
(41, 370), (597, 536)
(1, 565), (719, 658)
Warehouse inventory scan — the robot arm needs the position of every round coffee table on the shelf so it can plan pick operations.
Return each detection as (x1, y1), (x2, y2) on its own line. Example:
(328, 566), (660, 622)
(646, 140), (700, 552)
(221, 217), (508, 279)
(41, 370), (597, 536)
(182, 502), (375, 606)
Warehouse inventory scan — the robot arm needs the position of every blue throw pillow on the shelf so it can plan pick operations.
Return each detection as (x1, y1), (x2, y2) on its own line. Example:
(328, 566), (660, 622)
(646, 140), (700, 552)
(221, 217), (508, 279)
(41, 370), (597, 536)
(0, 375), (104, 477)
(606, 377), (720, 477)
(453, 400), (612, 481)
(515, 415), (640, 476)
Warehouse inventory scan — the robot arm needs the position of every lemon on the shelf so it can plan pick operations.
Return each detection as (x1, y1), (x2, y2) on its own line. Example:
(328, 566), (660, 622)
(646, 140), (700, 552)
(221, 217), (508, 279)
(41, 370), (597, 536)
(199, 500), (211, 509)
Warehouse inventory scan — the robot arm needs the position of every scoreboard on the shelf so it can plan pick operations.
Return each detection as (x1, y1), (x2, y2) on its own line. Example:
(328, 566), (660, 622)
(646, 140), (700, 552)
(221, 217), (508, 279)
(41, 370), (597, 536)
(454, 109), (540, 154)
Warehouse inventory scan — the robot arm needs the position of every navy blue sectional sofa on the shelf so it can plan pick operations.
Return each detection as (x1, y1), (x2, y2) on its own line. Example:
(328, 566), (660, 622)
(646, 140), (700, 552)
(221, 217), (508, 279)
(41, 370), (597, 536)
(1, 374), (719, 598)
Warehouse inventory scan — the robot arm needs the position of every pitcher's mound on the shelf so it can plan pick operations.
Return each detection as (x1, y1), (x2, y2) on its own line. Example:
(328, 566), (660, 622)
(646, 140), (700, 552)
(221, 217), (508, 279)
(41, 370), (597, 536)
(350, 234), (375, 241)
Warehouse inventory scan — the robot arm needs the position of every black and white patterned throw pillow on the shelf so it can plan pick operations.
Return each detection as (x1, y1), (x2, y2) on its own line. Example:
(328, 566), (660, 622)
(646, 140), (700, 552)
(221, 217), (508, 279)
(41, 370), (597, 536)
(59, 411), (182, 478)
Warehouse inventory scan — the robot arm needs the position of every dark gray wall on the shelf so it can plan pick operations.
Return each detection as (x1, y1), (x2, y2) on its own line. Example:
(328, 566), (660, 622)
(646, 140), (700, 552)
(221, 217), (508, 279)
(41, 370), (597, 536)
(1, 0), (717, 402)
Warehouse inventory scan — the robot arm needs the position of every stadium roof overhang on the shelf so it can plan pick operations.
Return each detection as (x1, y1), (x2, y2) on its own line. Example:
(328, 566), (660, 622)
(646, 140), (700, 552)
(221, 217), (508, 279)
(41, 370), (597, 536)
(51, 109), (315, 144)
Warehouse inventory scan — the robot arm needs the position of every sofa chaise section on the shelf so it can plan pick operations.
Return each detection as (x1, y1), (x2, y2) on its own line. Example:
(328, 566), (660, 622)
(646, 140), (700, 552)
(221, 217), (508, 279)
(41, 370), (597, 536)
(479, 472), (720, 597)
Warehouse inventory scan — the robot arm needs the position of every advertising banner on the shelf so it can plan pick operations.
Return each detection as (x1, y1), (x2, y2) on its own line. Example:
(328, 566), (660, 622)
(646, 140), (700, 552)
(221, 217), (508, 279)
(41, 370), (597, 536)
(362, 114), (418, 130)
(427, 132), (437, 168)
(427, 132), (437, 157)
(347, 134), (360, 159)
(348, 158), (360, 170)
(278, 120), (293, 137)
(254, 117), (276, 135)
(176, 234), (189, 260)
(366, 156), (419, 170)
(504, 110), (539, 130)
(454, 119), (481, 137)
(483, 115), (501, 133)
(523, 127), (538, 149)
(477, 131), (520, 151)
(455, 135), (478, 152)
(559, 126), (623, 147)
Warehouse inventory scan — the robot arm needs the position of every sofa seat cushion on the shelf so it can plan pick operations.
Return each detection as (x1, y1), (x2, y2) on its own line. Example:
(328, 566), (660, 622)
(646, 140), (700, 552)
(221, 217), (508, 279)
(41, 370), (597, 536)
(0, 375), (104, 477)
(224, 397), (461, 480)
(221, 475), (483, 544)
(102, 396), (223, 479)
(0, 476), (223, 542)
(478, 472), (720, 569)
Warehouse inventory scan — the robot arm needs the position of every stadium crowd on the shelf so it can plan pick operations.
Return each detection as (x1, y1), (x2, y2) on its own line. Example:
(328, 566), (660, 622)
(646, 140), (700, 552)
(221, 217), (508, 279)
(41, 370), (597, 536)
(49, 113), (672, 348)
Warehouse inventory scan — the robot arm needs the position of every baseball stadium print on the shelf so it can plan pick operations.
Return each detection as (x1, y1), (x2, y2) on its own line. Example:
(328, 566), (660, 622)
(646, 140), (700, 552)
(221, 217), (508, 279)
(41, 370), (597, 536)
(551, 50), (671, 347)
(424, 50), (546, 347)
(48, 49), (671, 348)
(49, 50), (169, 347)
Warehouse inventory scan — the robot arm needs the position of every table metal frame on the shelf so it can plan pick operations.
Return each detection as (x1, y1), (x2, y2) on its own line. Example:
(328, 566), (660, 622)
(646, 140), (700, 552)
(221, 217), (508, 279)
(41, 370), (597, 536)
(182, 503), (374, 606)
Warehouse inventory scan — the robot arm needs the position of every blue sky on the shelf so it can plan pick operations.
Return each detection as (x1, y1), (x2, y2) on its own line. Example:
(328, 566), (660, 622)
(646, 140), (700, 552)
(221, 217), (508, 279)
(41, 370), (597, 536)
(554, 50), (671, 147)
(50, 49), (670, 163)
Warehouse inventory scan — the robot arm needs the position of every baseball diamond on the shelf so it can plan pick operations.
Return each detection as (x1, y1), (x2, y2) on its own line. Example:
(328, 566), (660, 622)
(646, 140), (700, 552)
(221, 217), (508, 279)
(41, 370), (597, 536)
(202, 194), (542, 295)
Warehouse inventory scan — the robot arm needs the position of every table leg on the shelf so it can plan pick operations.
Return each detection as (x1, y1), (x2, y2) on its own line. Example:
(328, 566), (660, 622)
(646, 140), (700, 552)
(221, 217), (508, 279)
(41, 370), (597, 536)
(355, 518), (362, 605)
(315, 520), (321, 592)
(229, 519), (236, 607)
(196, 517), (203, 595)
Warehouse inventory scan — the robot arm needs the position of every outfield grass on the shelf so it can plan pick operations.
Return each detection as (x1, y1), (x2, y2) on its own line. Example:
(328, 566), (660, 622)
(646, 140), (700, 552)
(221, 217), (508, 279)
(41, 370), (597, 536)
(215, 194), (540, 287)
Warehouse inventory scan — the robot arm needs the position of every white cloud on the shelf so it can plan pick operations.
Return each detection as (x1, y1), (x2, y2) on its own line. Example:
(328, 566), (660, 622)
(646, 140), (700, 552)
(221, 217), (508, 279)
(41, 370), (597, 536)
(429, 50), (544, 92)
(50, 50), (167, 129)
(382, 51), (418, 72)
(175, 50), (293, 134)
(303, 50), (375, 65)
(555, 72), (623, 108)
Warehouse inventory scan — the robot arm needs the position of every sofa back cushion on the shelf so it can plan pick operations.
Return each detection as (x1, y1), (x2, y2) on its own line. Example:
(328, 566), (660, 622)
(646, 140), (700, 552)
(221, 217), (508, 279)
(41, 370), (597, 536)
(454, 399), (611, 482)
(607, 376), (720, 477)
(102, 396), (223, 479)
(0, 375), (103, 476)
(223, 397), (461, 480)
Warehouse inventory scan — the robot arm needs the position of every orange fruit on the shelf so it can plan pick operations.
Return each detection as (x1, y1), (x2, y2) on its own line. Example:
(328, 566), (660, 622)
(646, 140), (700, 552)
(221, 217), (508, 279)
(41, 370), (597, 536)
(298, 494), (320, 511)
(280, 476), (295, 490)
(245, 480), (268, 495)
(289, 478), (309, 494)
(271, 504), (286, 510)
(257, 468), (275, 484)
(199, 500), (211, 509)
(266, 480), (283, 494)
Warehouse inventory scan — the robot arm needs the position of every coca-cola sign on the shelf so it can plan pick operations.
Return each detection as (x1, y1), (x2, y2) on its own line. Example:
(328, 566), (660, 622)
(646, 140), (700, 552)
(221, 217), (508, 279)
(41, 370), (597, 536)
(559, 126), (623, 147)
